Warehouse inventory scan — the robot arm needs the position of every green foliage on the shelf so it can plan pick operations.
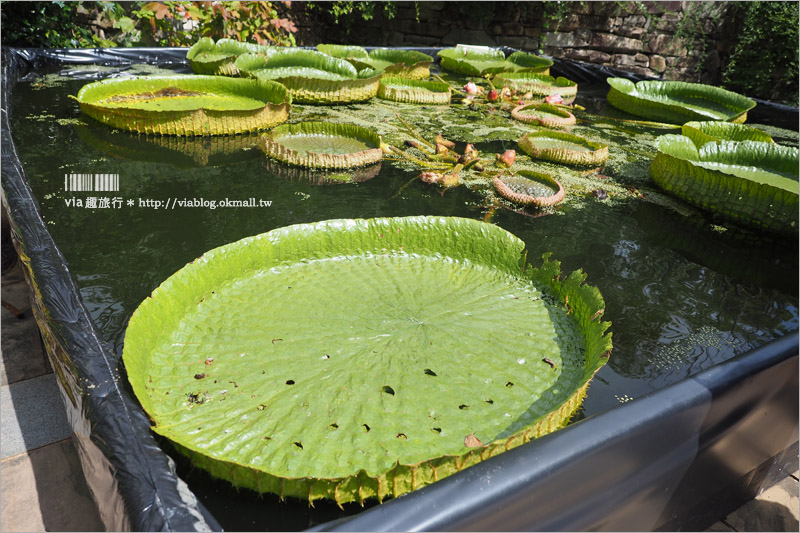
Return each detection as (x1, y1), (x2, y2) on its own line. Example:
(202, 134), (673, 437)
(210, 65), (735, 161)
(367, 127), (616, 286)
(1, 1), (297, 48)
(723, 2), (799, 102)
(303, 1), (397, 34)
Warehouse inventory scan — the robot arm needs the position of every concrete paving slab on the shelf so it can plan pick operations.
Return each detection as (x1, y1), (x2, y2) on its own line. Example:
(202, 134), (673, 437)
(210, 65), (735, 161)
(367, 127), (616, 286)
(1, 262), (49, 386)
(1, 373), (73, 459)
(724, 475), (800, 532)
(0, 438), (104, 532)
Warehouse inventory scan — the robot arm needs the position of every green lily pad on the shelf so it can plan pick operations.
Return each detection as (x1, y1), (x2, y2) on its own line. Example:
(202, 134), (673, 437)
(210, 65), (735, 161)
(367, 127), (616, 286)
(606, 78), (756, 124)
(122, 216), (611, 505)
(437, 46), (552, 76)
(262, 121), (383, 169)
(377, 77), (451, 105)
(650, 134), (799, 234)
(73, 75), (291, 136)
(511, 103), (577, 128)
(264, 158), (382, 185)
(318, 45), (434, 79)
(493, 171), (566, 207)
(236, 51), (380, 104)
(681, 121), (774, 148)
(492, 72), (578, 99)
(187, 37), (278, 76)
(518, 131), (610, 166)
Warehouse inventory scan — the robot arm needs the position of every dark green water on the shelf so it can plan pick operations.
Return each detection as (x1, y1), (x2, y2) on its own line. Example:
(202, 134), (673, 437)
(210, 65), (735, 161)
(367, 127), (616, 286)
(9, 69), (798, 530)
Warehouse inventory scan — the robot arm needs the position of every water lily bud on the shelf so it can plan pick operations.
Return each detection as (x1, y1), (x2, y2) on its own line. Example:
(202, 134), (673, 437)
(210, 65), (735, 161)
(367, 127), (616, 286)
(380, 142), (392, 155)
(545, 94), (564, 104)
(419, 171), (442, 184)
(500, 86), (512, 98)
(487, 89), (499, 102)
(464, 144), (479, 159)
(496, 149), (516, 168)
(440, 170), (460, 188)
(463, 81), (479, 94)
(435, 143), (449, 155)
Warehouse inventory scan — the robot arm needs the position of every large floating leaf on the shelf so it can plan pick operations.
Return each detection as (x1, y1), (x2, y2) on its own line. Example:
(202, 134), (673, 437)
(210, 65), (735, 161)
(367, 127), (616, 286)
(123, 216), (611, 505)
(318, 45), (434, 79)
(377, 77), (451, 105)
(606, 78), (756, 124)
(236, 51), (379, 104)
(438, 46), (552, 76)
(187, 37), (279, 76)
(650, 134), (799, 234)
(493, 72), (578, 99)
(73, 75), (291, 136)
(518, 130), (609, 166)
(262, 121), (383, 169)
(681, 121), (774, 148)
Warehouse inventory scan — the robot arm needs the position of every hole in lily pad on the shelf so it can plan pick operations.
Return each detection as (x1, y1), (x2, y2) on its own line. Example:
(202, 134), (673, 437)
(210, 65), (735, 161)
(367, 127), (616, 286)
(329, 423), (339, 430)
(362, 424), (371, 432)
(431, 427), (442, 434)
(381, 385), (395, 395)
(424, 368), (437, 376)
(485, 399), (494, 404)
(397, 433), (407, 440)
(506, 382), (514, 388)
(285, 379), (295, 385)
(293, 441), (303, 449)
(459, 404), (469, 410)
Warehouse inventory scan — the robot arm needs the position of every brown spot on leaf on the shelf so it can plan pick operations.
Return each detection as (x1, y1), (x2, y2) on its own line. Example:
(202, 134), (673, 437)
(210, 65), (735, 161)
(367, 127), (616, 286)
(465, 433), (483, 447)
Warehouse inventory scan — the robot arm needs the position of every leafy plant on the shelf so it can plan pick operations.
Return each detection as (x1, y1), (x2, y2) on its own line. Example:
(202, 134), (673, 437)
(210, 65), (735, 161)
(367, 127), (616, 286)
(722, 1), (799, 103)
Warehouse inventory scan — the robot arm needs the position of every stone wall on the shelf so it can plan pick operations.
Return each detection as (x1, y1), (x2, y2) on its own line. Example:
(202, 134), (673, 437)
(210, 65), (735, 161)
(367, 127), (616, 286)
(293, 1), (739, 86)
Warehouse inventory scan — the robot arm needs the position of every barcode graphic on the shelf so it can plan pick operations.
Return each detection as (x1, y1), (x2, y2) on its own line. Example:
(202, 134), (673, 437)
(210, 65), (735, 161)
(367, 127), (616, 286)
(64, 173), (119, 192)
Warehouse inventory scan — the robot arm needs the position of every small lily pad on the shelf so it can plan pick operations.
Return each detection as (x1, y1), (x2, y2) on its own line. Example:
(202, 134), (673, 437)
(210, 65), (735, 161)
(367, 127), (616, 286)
(73, 75), (291, 136)
(681, 121), (774, 147)
(511, 103), (576, 128)
(493, 171), (565, 207)
(378, 77), (451, 105)
(518, 131), (609, 166)
(187, 37), (278, 76)
(262, 121), (383, 169)
(318, 45), (434, 79)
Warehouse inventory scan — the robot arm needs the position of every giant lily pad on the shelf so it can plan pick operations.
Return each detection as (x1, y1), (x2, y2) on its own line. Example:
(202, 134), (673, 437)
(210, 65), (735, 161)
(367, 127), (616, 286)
(262, 121), (383, 169)
(493, 171), (566, 207)
(73, 75), (291, 136)
(606, 78), (756, 124)
(122, 216), (611, 505)
(493, 72), (578, 100)
(377, 77), (451, 105)
(437, 46), (552, 76)
(518, 131), (609, 166)
(318, 45), (434, 79)
(680, 121), (774, 147)
(187, 37), (278, 76)
(650, 134), (799, 234)
(511, 103), (577, 128)
(235, 50), (380, 104)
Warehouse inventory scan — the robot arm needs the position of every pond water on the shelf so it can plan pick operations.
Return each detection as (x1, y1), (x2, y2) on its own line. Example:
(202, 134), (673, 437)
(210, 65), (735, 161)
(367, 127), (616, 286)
(9, 63), (798, 530)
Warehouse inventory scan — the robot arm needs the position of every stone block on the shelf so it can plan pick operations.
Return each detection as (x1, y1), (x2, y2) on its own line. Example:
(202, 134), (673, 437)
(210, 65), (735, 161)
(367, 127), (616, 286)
(590, 32), (643, 53)
(644, 1), (682, 14)
(542, 31), (590, 49)
(565, 48), (612, 64)
(634, 52), (650, 66)
(593, 2), (622, 16)
(612, 53), (638, 67)
(524, 26), (541, 38)
(442, 28), (496, 47)
(649, 54), (667, 73)
(647, 33), (687, 56)
(501, 22), (525, 36)
(655, 12), (682, 32)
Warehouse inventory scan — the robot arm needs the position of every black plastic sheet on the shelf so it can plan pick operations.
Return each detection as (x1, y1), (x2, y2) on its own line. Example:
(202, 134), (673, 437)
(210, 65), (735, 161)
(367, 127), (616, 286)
(1, 46), (797, 532)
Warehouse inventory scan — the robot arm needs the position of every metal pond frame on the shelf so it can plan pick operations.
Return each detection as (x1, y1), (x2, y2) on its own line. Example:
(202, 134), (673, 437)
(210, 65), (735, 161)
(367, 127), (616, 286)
(1, 47), (797, 531)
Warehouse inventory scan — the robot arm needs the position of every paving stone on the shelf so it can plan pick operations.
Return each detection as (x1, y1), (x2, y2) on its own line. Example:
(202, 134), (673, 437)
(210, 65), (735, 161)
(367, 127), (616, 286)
(1, 263), (49, 386)
(1, 439), (104, 532)
(1, 373), (73, 459)
(724, 476), (800, 532)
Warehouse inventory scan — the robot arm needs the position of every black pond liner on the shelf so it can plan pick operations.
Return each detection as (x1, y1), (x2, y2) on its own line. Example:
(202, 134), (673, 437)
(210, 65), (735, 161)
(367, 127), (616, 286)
(1, 46), (797, 532)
